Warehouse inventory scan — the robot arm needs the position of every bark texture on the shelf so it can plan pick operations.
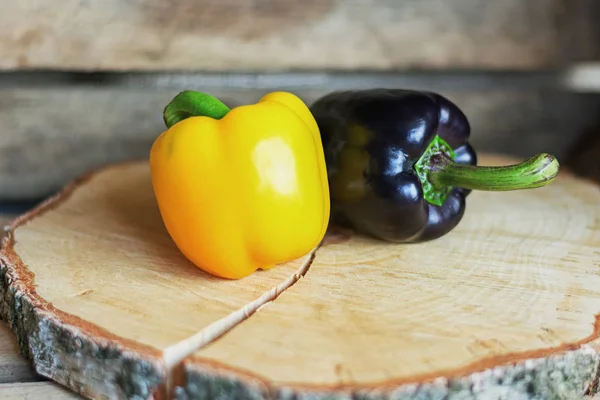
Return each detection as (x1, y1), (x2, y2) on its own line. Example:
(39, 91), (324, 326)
(0, 226), (168, 400)
(175, 349), (599, 400)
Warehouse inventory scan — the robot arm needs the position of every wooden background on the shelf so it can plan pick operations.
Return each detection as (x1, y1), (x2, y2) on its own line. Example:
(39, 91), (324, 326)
(1, 0), (600, 200)
(1, 2), (600, 398)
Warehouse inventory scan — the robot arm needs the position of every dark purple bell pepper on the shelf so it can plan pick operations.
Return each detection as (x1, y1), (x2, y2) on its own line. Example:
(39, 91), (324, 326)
(309, 89), (559, 243)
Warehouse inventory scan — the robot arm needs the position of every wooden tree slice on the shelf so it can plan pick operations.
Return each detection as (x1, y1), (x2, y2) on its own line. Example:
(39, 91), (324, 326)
(178, 156), (600, 399)
(2, 154), (600, 400)
(0, 162), (314, 400)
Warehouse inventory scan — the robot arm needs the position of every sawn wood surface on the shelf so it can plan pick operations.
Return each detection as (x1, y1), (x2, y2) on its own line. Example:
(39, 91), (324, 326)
(2, 155), (600, 399)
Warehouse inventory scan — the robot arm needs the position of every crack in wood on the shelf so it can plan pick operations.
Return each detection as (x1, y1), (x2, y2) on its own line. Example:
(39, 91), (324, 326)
(0, 160), (329, 399)
(161, 243), (321, 398)
(162, 244), (320, 369)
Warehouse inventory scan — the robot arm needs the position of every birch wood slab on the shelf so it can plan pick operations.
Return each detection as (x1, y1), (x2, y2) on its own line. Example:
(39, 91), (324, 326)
(180, 156), (600, 399)
(0, 164), (314, 399)
(2, 154), (600, 400)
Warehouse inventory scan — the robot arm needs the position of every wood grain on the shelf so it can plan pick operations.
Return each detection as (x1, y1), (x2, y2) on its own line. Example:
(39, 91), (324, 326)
(2, 87), (599, 200)
(3, 155), (600, 399)
(1, 0), (599, 70)
(0, 163), (312, 399)
(0, 382), (81, 399)
(180, 157), (600, 399)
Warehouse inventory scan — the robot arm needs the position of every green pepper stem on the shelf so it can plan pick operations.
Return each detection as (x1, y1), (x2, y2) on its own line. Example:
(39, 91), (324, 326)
(429, 153), (560, 192)
(163, 90), (231, 128)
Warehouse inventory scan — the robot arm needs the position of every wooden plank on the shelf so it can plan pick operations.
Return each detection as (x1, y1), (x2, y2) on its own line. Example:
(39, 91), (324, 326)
(1, 0), (599, 71)
(0, 382), (81, 399)
(1, 87), (598, 200)
(0, 322), (40, 384)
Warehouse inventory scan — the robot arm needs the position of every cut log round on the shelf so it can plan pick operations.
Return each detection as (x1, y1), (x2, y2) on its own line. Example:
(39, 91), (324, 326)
(0, 162), (314, 400)
(2, 154), (600, 400)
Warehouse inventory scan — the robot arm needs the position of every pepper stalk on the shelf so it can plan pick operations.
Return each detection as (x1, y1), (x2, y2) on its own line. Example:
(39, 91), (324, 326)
(414, 136), (560, 206)
(163, 90), (231, 128)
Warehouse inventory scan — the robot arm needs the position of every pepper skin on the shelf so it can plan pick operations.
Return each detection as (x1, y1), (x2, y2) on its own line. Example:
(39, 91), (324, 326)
(309, 89), (559, 243)
(150, 91), (330, 279)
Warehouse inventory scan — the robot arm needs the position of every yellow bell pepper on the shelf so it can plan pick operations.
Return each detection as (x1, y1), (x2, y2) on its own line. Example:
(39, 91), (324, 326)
(149, 90), (330, 279)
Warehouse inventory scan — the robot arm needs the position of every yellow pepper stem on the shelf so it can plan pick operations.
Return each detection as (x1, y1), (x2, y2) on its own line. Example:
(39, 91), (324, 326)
(163, 90), (231, 128)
